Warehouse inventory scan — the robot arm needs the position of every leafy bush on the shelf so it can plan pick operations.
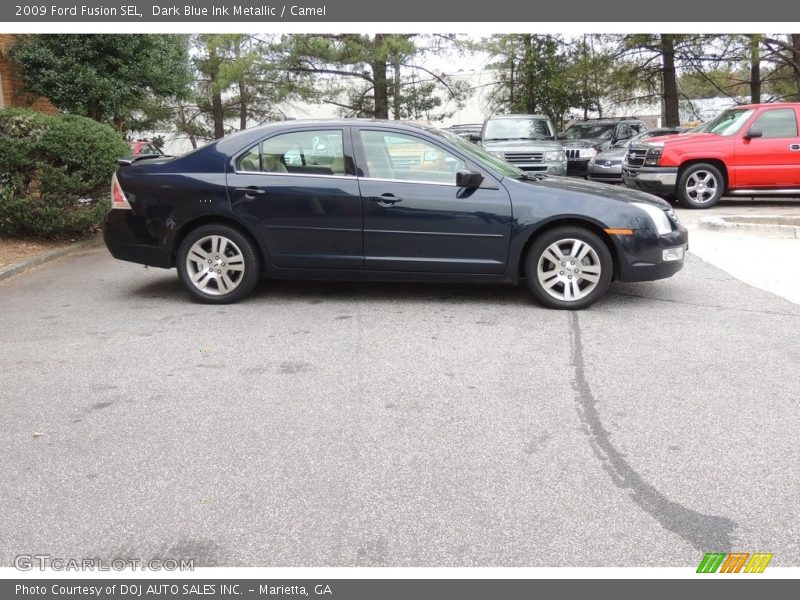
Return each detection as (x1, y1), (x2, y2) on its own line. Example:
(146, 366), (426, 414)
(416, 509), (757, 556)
(0, 108), (129, 238)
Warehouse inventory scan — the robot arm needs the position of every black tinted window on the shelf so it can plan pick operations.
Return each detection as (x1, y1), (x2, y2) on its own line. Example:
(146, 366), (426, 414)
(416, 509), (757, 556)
(751, 109), (798, 139)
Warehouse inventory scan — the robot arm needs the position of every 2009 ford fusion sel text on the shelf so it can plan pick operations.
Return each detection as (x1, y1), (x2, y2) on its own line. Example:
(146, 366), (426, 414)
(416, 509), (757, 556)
(103, 120), (688, 309)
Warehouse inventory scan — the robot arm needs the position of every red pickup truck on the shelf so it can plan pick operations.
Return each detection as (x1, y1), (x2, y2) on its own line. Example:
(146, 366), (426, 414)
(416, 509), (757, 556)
(622, 103), (800, 208)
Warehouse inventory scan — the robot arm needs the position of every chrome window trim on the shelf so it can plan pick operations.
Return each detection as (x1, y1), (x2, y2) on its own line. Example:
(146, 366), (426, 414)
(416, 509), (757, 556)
(233, 170), (353, 180)
(358, 176), (459, 187)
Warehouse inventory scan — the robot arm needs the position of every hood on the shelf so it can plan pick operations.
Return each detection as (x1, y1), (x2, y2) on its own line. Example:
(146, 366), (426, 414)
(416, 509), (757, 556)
(481, 139), (562, 152)
(560, 138), (608, 149)
(643, 131), (712, 146)
(591, 147), (627, 161)
(512, 174), (671, 209)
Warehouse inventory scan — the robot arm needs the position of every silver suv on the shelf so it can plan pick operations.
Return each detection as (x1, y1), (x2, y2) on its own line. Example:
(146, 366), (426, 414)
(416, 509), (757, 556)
(478, 115), (566, 175)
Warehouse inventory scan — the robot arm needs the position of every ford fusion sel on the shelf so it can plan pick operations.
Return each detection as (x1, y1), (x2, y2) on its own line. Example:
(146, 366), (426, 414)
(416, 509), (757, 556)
(103, 119), (687, 309)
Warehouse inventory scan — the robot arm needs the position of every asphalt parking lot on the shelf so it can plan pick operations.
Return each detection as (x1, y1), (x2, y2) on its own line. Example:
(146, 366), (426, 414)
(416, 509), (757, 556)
(1, 204), (799, 567)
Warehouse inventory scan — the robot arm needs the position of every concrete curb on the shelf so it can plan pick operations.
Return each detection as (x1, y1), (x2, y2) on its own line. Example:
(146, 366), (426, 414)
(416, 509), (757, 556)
(0, 236), (104, 282)
(699, 216), (800, 239)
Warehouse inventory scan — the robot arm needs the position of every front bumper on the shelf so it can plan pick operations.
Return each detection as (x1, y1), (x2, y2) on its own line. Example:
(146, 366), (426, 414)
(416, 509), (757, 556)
(512, 161), (567, 176)
(613, 225), (689, 283)
(587, 162), (623, 183)
(567, 158), (591, 177)
(622, 167), (678, 196)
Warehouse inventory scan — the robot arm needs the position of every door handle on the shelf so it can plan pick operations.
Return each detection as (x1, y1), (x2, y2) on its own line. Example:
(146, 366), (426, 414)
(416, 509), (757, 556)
(234, 187), (267, 198)
(790, 144), (800, 151)
(370, 194), (403, 206)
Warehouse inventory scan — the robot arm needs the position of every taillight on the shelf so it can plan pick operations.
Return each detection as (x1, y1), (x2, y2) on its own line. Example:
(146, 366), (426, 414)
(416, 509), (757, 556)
(111, 172), (132, 210)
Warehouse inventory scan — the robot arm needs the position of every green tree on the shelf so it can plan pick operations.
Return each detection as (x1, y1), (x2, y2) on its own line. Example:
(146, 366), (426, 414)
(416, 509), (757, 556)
(608, 34), (695, 127)
(177, 34), (317, 145)
(481, 34), (582, 128)
(764, 34), (800, 101)
(277, 34), (469, 121)
(8, 34), (191, 133)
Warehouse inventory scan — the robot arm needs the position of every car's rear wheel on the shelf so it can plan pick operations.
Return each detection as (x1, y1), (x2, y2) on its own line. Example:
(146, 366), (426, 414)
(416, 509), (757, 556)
(677, 163), (723, 208)
(177, 224), (260, 304)
(525, 227), (613, 310)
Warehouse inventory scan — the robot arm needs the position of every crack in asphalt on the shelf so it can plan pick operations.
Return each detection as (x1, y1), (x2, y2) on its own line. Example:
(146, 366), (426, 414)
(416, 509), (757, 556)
(607, 291), (800, 318)
(569, 311), (737, 553)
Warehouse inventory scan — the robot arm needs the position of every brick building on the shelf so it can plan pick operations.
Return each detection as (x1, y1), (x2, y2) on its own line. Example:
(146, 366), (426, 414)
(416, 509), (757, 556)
(0, 34), (57, 113)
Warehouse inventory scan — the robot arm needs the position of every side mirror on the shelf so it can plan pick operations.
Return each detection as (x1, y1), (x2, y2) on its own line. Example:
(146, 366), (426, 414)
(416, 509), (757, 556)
(456, 170), (483, 188)
(468, 133), (481, 142)
(744, 127), (763, 140)
(556, 132), (566, 140)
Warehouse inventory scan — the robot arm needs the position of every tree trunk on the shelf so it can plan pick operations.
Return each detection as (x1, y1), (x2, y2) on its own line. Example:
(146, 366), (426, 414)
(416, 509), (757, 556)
(508, 60), (515, 110)
(372, 34), (389, 119)
(582, 35), (589, 120)
(793, 34), (800, 101)
(176, 101), (197, 150)
(523, 35), (536, 114)
(661, 34), (680, 127)
(750, 34), (761, 104)
(239, 78), (247, 130)
(392, 56), (402, 120)
(212, 91), (225, 139)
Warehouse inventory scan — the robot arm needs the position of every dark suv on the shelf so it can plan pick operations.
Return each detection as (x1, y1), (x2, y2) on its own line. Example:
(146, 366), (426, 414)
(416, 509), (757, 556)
(559, 117), (648, 177)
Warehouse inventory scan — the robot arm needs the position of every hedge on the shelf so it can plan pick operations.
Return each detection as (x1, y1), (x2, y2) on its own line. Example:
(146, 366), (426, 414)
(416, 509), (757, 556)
(0, 108), (129, 238)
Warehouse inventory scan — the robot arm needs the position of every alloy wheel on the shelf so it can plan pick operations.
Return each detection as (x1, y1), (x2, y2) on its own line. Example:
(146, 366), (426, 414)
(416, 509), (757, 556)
(185, 235), (246, 296)
(536, 238), (602, 302)
(684, 169), (718, 205)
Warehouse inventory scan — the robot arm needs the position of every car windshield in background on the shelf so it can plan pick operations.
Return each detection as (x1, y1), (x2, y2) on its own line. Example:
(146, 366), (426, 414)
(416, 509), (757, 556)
(435, 129), (526, 179)
(694, 108), (756, 136)
(563, 124), (615, 140)
(623, 130), (661, 147)
(483, 118), (555, 141)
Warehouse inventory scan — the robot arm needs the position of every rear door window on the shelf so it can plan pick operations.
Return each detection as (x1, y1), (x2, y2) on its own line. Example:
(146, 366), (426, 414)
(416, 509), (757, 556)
(237, 130), (348, 175)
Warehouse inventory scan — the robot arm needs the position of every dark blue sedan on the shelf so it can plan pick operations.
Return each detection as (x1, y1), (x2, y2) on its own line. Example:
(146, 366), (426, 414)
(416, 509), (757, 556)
(103, 120), (688, 309)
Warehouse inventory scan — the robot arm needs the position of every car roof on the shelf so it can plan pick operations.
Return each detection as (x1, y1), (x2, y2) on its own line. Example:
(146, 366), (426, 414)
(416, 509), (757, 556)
(571, 118), (642, 124)
(212, 118), (445, 155)
(487, 114), (551, 120)
(732, 102), (800, 109)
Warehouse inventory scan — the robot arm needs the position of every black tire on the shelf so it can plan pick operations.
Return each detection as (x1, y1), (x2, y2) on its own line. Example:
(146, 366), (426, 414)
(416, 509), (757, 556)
(177, 224), (261, 304)
(524, 226), (613, 310)
(677, 163), (724, 208)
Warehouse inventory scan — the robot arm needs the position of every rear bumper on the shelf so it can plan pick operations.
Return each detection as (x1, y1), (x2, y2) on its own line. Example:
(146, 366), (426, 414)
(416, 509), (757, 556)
(622, 167), (678, 196)
(103, 210), (172, 269)
(613, 226), (689, 283)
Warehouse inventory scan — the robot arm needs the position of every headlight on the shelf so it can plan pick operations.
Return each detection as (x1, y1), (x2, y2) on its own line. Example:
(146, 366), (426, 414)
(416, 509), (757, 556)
(489, 150), (505, 159)
(644, 148), (663, 166)
(632, 202), (672, 235)
(544, 150), (566, 162)
(578, 148), (597, 158)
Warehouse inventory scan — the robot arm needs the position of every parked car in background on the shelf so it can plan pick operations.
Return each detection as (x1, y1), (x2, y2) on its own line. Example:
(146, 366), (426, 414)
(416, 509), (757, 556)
(447, 123), (483, 142)
(622, 103), (800, 208)
(587, 127), (686, 184)
(478, 114), (566, 175)
(104, 119), (687, 310)
(127, 139), (164, 156)
(560, 117), (648, 177)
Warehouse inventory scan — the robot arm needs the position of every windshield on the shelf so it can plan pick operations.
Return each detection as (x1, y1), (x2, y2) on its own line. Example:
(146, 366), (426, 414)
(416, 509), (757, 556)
(563, 123), (615, 140)
(694, 108), (755, 136)
(433, 129), (525, 179)
(483, 117), (555, 141)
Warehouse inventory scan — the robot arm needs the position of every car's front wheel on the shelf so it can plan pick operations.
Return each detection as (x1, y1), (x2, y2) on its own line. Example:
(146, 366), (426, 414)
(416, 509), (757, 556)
(525, 227), (613, 310)
(177, 224), (261, 304)
(677, 163), (724, 208)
